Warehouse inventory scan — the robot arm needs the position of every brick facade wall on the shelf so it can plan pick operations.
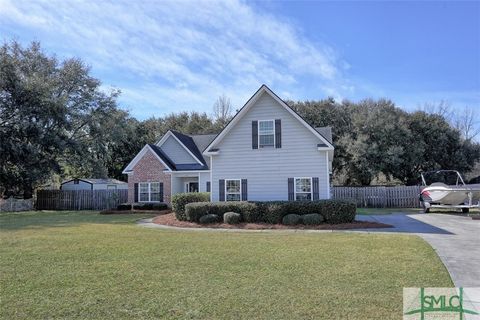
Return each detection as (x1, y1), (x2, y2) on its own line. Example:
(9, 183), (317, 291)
(127, 149), (172, 206)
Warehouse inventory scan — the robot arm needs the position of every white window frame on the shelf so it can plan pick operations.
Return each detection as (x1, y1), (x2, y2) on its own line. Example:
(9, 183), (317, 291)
(107, 185), (117, 190)
(225, 179), (241, 201)
(258, 119), (275, 148)
(294, 177), (312, 201)
(138, 182), (161, 202)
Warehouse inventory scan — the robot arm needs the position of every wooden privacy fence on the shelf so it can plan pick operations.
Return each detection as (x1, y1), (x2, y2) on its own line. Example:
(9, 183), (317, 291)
(332, 186), (423, 208)
(36, 190), (128, 210)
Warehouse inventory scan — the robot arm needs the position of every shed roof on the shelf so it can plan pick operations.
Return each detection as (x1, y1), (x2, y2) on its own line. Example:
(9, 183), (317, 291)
(61, 178), (127, 185)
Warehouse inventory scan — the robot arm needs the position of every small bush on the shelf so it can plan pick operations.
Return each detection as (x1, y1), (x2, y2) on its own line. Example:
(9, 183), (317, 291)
(185, 202), (255, 222)
(117, 203), (132, 211)
(301, 213), (324, 225)
(199, 214), (220, 224)
(224, 212), (242, 224)
(319, 200), (356, 224)
(132, 203), (168, 211)
(282, 214), (301, 225)
(172, 192), (210, 221)
(242, 202), (267, 223)
(263, 202), (288, 224)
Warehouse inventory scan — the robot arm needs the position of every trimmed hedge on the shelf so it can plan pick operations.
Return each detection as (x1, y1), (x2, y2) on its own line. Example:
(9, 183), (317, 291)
(318, 200), (356, 224)
(184, 200), (356, 224)
(172, 192), (210, 221)
(224, 212), (242, 224)
(185, 202), (255, 222)
(117, 203), (132, 211)
(132, 203), (168, 211)
(282, 214), (301, 225)
(199, 214), (220, 224)
(301, 213), (324, 225)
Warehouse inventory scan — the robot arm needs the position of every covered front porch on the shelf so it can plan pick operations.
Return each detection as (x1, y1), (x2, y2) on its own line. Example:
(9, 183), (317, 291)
(171, 171), (210, 196)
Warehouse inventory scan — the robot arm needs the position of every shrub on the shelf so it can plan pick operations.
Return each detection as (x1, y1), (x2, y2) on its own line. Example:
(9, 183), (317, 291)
(183, 200), (356, 225)
(301, 213), (324, 225)
(224, 212), (242, 224)
(247, 200), (355, 224)
(184, 202), (212, 222)
(242, 202), (267, 223)
(132, 202), (168, 211)
(319, 200), (356, 224)
(117, 203), (132, 211)
(263, 202), (287, 224)
(185, 202), (255, 222)
(199, 214), (220, 224)
(282, 214), (301, 225)
(172, 192), (210, 220)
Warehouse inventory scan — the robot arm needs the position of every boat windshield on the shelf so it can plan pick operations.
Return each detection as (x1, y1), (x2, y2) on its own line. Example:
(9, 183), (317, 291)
(422, 171), (464, 186)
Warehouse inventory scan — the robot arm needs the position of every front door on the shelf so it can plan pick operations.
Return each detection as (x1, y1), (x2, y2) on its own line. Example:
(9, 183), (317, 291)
(186, 182), (199, 193)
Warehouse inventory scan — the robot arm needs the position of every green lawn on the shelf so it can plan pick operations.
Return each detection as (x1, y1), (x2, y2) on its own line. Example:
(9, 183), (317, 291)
(356, 207), (422, 215)
(0, 211), (452, 319)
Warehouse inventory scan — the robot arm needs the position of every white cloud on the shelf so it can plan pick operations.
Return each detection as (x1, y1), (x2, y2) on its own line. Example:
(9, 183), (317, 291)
(0, 0), (352, 117)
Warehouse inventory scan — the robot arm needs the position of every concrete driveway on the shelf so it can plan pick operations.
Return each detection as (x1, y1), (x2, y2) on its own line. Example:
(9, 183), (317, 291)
(357, 213), (480, 287)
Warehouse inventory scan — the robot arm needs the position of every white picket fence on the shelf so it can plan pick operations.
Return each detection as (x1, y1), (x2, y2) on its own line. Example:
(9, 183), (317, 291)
(332, 186), (423, 208)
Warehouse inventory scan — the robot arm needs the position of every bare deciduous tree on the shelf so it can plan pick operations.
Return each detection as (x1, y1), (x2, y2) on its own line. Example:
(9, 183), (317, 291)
(421, 100), (453, 120)
(453, 106), (480, 141)
(422, 101), (480, 141)
(212, 94), (233, 127)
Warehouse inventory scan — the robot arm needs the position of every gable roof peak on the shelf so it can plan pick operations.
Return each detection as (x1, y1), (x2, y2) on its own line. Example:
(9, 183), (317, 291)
(203, 85), (334, 154)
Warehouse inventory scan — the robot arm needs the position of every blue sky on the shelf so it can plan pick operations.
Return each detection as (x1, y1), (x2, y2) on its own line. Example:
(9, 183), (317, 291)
(0, 0), (479, 120)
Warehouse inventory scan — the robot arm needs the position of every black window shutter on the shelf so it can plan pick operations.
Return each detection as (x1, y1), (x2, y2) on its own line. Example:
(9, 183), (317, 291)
(159, 182), (164, 202)
(134, 183), (138, 202)
(206, 181), (211, 192)
(312, 177), (319, 201)
(288, 178), (294, 201)
(252, 121), (258, 149)
(219, 179), (225, 201)
(241, 179), (247, 201)
(275, 119), (281, 148)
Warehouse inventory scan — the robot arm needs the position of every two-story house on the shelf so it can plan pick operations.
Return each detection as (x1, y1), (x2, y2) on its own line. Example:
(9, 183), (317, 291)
(122, 85), (334, 206)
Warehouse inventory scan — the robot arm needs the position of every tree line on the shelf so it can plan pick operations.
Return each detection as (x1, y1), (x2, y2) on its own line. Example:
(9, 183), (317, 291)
(1, 41), (479, 198)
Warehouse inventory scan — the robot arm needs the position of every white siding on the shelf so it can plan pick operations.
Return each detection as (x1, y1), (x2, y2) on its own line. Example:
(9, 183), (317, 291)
(92, 184), (128, 190)
(199, 172), (210, 192)
(210, 92), (330, 201)
(161, 136), (197, 164)
(171, 176), (183, 195)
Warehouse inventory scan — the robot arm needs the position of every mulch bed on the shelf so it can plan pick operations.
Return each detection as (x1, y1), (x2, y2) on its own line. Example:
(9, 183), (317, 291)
(152, 213), (392, 230)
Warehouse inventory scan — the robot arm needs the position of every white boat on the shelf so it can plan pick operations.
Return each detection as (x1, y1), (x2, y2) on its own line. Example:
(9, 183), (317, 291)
(419, 170), (480, 213)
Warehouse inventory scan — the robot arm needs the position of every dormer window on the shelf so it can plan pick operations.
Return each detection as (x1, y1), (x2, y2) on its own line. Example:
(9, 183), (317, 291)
(258, 120), (275, 148)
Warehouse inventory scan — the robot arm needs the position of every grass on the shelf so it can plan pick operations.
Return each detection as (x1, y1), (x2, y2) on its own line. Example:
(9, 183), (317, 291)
(0, 211), (452, 319)
(356, 208), (422, 215)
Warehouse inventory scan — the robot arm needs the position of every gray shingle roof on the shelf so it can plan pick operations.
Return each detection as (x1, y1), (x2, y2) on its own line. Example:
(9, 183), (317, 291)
(62, 178), (127, 185)
(157, 126), (332, 171)
(314, 127), (333, 144)
(148, 144), (176, 170)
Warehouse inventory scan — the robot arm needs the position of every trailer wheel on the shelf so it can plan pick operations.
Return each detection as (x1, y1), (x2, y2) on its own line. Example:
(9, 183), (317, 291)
(422, 201), (430, 213)
(462, 208), (469, 214)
